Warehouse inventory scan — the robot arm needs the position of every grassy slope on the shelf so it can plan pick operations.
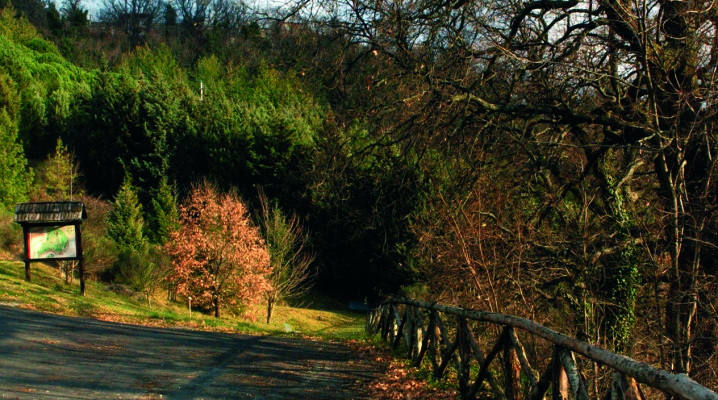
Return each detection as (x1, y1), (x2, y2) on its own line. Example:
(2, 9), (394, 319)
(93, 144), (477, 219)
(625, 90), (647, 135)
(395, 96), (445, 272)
(0, 260), (364, 340)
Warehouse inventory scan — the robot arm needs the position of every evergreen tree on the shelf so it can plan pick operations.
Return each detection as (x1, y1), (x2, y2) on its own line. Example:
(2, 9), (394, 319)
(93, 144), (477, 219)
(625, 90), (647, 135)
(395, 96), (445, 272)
(0, 109), (32, 209)
(46, 1), (63, 37)
(106, 174), (147, 253)
(45, 138), (81, 200)
(147, 176), (178, 245)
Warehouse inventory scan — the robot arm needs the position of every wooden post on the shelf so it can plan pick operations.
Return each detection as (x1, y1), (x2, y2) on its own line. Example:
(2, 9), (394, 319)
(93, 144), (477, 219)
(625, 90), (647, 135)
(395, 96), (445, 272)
(559, 348), (589, 400)
(427, 310), (440, 370)
(610, 372), (645, 400)
(76, 222), (85, 296)
(504, 330), (522, 400)
(413, 307), (424, 363)
(509, 327), (538, 388)
(458, 317), (471, 398)
(22, 226), (30, 282)
(415, 310), (435, 367)
(552, 346), (569, 400)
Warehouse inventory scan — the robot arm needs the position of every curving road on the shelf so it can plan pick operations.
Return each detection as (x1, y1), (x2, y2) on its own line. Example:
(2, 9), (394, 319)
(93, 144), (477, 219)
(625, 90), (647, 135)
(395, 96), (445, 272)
(0, 306), (379, 399)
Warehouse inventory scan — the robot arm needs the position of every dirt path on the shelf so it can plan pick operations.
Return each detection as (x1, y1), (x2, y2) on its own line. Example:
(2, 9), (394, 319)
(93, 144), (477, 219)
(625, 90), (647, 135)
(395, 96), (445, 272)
(0, 305), (380, 399)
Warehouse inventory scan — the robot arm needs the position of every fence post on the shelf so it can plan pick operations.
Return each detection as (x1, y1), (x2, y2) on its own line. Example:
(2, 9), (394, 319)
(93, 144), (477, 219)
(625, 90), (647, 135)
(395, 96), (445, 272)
(552, 346), (569, 400)
(381, 305), (390, 341)
(413, 307), (424, 364)
(504, 330), (522, 400)
(458, 317), (471, 398)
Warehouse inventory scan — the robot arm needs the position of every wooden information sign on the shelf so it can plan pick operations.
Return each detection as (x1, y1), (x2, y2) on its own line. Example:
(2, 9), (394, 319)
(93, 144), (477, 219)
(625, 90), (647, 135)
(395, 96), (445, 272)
(13, 202), (87, 295)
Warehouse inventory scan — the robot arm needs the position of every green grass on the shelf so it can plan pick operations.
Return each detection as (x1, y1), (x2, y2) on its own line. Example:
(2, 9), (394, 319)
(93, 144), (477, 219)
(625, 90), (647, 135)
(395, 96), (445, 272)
(0, 260), (365, 340)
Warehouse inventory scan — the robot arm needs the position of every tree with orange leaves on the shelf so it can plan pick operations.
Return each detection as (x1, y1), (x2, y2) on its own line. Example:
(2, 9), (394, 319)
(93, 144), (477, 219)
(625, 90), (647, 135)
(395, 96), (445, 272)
(166, 182), (270, 318)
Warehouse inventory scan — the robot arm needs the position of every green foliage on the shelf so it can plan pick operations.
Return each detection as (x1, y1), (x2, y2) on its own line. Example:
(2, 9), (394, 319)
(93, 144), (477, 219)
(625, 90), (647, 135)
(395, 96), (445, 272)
(0, 11), (95, 157)
(147, 176), (178, 245)
(605, 245), (640, 351)
(42, 138), (81, 200)
(60, 0), (88, 36)
(0, 11), (417, 301)
(119, 246), (169, 307)
(0, 108), (32, 209)
(0, 207), (22, 249)
(106, 175), (148, 254)
(76, 66), (181, 201)
(0, 6), (39, 44)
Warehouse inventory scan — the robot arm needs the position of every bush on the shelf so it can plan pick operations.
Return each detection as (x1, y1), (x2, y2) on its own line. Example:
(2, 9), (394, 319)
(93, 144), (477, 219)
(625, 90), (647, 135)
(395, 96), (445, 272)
(118, 246), (169, 307)
(0, 208), (21, 256)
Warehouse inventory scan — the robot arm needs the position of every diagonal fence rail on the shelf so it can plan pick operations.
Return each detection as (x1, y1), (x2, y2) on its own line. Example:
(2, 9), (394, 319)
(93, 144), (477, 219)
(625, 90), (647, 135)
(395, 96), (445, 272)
(365, 297), (718, 400)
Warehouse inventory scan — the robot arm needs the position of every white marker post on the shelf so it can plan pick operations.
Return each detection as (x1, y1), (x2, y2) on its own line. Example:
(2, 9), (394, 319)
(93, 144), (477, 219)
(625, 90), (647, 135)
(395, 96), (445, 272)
(188, 296), (192, 318)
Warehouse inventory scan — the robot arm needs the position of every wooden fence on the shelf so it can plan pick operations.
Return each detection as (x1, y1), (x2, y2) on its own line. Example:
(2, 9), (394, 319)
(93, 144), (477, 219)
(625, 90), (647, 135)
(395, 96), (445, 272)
(365, 297), (718, 400)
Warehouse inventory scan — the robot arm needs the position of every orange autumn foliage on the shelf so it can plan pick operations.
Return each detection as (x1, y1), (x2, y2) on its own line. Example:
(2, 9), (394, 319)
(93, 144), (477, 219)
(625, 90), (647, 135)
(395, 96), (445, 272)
(166, 183), (271, 318)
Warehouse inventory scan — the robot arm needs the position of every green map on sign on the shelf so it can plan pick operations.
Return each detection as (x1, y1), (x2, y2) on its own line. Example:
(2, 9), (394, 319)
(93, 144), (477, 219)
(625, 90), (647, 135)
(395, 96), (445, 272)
(37, 229), (69, 257)
(29, 226), (77, 259)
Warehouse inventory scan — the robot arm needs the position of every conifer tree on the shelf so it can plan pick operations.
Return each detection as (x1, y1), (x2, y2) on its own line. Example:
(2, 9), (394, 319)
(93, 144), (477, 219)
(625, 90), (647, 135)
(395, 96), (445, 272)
(106, 174), (147, 254)
(147, 176), (178, 245)
(45, 138), (81, 200)
(0, 109), (32, 209)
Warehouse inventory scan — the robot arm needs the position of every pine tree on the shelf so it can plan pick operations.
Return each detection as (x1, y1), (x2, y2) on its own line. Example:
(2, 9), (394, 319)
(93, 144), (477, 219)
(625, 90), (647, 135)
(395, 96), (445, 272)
(45, 138), (81, 200)
(106, 175), (147, 254)
(0, 109), (32, 209)
(147, 176), (178, 245)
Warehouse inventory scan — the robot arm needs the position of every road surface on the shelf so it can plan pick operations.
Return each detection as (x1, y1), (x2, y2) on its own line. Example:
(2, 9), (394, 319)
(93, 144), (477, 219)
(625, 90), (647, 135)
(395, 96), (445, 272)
(0, 305), (379, 399)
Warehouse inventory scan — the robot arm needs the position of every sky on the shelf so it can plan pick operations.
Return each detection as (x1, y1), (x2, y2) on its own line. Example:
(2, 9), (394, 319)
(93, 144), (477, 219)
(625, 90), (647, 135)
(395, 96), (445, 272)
(76, 0), (282, 20)
(80, 0), (101, 19)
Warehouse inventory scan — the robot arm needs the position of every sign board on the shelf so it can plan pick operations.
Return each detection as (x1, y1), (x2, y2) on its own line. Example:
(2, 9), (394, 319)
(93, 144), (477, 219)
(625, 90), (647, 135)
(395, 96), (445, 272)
(14, 201), (87, 294)
(27, 225), (77, 260)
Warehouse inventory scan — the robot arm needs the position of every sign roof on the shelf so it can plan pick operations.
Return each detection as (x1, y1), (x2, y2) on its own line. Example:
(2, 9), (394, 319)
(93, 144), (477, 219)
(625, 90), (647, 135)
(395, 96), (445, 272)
(14, 202), (87, 224)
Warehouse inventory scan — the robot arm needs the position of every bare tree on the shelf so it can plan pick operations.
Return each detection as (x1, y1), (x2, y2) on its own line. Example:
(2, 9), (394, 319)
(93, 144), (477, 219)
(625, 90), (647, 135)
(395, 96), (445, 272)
(289, 0), (718, 386)
(173, 0), (248, 35)
(258, 190), (315, 324)
(99, 0), (162, 45)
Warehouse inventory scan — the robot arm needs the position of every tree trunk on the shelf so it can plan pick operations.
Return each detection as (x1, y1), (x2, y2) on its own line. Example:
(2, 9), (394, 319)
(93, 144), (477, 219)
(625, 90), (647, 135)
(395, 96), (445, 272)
(215, 298), (221, 318)
(267, 298), (275, 324)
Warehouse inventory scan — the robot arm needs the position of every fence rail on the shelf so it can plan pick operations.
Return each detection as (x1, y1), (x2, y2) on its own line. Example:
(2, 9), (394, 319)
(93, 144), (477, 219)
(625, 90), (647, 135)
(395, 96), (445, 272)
(365, 297), (718, 400)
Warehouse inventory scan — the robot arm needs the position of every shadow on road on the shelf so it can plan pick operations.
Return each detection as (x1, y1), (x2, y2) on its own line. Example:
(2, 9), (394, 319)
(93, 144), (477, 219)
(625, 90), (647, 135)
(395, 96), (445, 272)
(0, 306), (379, 399)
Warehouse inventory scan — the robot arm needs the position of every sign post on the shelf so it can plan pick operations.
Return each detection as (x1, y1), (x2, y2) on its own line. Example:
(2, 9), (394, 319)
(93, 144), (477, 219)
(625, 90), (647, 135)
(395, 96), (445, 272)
(14, 202), (87, 295)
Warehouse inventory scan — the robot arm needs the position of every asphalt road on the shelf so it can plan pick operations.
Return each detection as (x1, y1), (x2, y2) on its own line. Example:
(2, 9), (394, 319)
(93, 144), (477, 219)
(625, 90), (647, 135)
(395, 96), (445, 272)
(0, 306), (379, 399)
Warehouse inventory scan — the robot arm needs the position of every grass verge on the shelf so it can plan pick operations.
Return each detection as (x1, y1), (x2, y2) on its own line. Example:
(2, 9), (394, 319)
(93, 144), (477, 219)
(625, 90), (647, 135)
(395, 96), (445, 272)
(0, 260), (364, 340)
